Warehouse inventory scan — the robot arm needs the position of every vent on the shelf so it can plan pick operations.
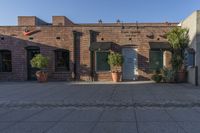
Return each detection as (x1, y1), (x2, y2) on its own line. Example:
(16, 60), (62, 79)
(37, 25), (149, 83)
(56, 37), (61, 40)
(0, 36), (4, 40)
(29, 37), (34, 40)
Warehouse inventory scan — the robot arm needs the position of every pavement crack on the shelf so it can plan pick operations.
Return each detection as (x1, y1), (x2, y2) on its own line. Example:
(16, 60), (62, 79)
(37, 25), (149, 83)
(164, 108), (189, 133)
(134, 108), (140, 133)
(43, 109), (74, 133)
(89, 108), (105, 133)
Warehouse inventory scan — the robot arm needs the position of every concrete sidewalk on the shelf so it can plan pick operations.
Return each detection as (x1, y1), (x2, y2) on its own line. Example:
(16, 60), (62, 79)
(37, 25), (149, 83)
(0, 82), (199, 108)
(0, 107), (199, 133)
(0, 82), (200, 133)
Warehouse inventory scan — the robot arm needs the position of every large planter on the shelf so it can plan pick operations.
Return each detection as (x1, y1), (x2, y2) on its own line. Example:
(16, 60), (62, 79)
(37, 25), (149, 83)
(36, 71), (48, 83)
(177, 71), (187, 83)
(111, 72), (121, 82)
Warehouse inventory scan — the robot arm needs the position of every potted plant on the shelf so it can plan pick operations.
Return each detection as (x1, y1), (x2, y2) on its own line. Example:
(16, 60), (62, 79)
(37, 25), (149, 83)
(167, 27), (189, 82)
(108, 52), (123, 82)
(31, 54), (49, 82)
(161, 67), (176, 83)
(151, 69), (163, 83)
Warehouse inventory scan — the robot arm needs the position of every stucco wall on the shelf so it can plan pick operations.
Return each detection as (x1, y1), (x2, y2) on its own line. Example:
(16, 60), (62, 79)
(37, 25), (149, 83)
(197, 11), (200, 85)
(181, 11), (199, 85)
(181, 11), (197, 49)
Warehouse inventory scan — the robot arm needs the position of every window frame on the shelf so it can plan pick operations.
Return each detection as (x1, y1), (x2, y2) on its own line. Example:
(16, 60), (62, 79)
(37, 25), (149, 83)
(0, 50), (12, 72)
(186, 52), (195, 68)
(54, 49), (70, 72)
(95, 51), (110, 72)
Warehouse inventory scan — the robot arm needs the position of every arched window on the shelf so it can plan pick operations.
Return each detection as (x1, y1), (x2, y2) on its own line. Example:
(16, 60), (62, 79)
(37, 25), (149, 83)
(0, 50), (12, 72)
(55, 49), (70, 71)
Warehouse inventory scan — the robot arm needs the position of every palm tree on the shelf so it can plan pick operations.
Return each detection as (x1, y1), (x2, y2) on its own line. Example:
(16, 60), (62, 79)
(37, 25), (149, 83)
(167, 27), (189, 50)
(167, 27), (189, 72)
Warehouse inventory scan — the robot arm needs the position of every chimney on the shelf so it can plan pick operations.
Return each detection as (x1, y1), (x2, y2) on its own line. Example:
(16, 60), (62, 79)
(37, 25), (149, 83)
(52, 16), (74, 26)
(18, 16), (48, 26)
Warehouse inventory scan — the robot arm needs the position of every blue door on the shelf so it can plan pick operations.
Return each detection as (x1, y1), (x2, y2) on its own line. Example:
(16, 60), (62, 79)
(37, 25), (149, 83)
(122, 48), (137, 80)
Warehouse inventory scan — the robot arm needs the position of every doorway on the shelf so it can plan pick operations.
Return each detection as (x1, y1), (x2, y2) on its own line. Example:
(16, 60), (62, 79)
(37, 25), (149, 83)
(122, 48), (137, 80)
(26, 47), (40, 80)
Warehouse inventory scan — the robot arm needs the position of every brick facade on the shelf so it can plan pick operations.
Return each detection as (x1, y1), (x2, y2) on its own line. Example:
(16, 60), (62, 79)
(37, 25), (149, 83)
(0, 16), (178, 81)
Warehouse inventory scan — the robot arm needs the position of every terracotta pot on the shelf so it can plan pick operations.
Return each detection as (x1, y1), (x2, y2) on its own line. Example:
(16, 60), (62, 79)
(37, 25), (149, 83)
(177, 71), (186, 83)
(36, 71), (48, 83)
(111, 72), (121, 82)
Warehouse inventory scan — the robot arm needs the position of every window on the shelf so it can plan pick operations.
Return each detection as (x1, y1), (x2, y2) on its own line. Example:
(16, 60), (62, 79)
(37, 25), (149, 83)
(0, 50), (12, 72)
(96, 51), (110, 71)
(55, 50), (70, 71)
(149, 50), (163, 71)
(186, 52), (195, 67)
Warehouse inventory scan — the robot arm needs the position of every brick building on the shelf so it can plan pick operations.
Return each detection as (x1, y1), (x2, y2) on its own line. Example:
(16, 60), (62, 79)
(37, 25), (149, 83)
(0, 16), (177, 81)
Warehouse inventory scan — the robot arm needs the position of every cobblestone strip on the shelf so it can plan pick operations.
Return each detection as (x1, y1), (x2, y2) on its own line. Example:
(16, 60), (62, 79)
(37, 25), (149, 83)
(1, 101), (200, 108)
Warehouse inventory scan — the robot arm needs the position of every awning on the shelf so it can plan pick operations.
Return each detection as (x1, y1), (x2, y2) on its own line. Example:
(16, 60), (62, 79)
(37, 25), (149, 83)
(186, 48), (195, 53)
(90, 42), (114, 51)
(149, 42), (171, 50)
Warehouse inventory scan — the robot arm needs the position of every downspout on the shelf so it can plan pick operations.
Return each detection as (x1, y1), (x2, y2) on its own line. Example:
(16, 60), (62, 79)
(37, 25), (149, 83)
(90, 51), (94, 81)
(89, 30), (94, 81)
(73, 31), (77, 80)
(195, 66), (198, 86)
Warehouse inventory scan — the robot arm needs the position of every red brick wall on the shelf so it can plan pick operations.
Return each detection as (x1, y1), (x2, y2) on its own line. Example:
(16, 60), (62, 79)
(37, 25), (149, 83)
(0, 21), (177, 81)
(18, 16), (37, 26)
(0, 26), (74, 81)
(52, 16), (74, 26)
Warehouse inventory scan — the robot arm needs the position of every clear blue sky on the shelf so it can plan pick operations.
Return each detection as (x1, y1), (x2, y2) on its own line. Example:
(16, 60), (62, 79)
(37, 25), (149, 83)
(0, 0), (199, 25)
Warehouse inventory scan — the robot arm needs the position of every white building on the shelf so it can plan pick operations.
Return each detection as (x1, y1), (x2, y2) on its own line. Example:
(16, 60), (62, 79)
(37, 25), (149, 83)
(181, 10), (200, 86)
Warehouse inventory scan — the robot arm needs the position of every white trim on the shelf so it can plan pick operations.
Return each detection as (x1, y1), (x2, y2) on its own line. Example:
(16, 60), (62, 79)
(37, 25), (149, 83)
(134, 48), (138, 80)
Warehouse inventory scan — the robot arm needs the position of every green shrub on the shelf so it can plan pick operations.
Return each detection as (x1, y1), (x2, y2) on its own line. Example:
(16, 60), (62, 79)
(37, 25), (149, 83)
(31, 54), (49, 69)
(108, 52), (123, 72)
(151, 74), (162, 83)
(161, 68), (176, 82)
(151, 70), (162, 83)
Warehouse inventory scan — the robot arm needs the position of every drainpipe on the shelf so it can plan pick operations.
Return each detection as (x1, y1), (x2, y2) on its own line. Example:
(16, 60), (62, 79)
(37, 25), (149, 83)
(195, 66), (198, 86)
(90, 51), (94, 81)
(89, 30), (95, 81)
(73, 31), (77, 80)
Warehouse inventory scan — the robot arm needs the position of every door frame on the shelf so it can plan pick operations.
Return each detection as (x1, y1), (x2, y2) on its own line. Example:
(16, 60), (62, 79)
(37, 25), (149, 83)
(25, 46), (40, 80)
(122, 47), (138, 81)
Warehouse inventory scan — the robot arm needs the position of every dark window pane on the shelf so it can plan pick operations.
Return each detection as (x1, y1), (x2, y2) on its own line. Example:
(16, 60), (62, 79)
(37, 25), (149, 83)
(55, 50), (70, 71)
(187, 53), (195, 67)
(96, 52), (110, 71)
(149, 51), (163, 71)
(0, 50), (12, 72)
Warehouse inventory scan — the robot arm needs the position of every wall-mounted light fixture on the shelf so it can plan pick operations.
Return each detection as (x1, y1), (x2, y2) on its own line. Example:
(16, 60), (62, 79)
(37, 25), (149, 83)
(98, 19), (103, 24)
(116, 19), (120, 23)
